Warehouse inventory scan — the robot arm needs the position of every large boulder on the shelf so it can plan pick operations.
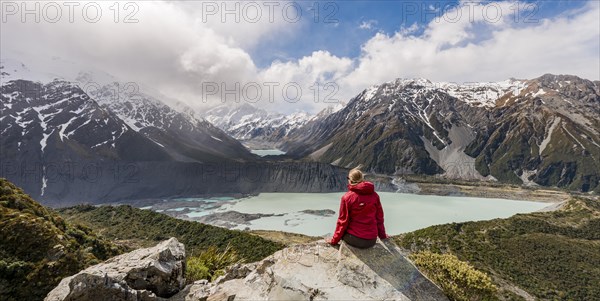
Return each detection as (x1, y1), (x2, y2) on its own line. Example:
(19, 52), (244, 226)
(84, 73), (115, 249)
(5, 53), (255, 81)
(173, 240), (448, 301)
(45, 238), (185, 301)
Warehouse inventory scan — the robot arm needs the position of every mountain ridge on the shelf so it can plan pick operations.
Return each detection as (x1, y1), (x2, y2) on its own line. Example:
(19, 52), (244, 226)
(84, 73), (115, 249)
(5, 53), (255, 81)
(281, 74), (600, 193)
(3, 62), (598, 204)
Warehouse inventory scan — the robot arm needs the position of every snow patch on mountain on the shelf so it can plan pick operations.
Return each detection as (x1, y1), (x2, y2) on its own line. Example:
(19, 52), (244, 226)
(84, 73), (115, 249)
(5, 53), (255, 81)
(519, 169), (538, 186)
(440, 79), (527, 108)
(539, 117), (561, 155)
(562, 124), (586, 150)
(356, 77), (527, 109)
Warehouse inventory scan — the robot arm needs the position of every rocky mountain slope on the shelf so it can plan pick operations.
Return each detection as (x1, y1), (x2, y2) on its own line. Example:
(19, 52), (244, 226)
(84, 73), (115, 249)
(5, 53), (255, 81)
(282, 75), (600, 193)
(1, 61), (349, 205)
(0, 79), (257, 205)
(85, 79), (254, 162)
(3, 159), (346, 207)
(467, 75), (600, 191)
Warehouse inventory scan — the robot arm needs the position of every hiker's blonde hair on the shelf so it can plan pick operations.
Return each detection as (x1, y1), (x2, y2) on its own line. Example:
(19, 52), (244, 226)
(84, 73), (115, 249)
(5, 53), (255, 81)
(348, 169), (364, 185)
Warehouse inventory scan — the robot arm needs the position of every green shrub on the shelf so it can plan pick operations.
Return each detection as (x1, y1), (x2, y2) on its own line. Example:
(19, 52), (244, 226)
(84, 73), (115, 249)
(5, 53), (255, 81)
(397, 197), (600, 300)
(0, 178), (124, 301)
(58, 204), (284, 262)
(410, 251), (498, 301)
(186, 244), (242, 283)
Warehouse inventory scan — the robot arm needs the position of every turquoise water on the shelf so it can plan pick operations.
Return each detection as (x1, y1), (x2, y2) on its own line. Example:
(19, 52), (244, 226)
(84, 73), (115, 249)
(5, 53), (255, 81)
(211, 192), (551, 236)
(169, 197), (236, 202)
(250, 149), (286, 156)
(166, 208), (187, 212)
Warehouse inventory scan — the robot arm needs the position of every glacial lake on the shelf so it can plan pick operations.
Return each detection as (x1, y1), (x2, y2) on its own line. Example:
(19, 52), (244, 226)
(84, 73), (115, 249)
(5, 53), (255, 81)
(148, 192), (552, 237)
(249, 149), (286, 156)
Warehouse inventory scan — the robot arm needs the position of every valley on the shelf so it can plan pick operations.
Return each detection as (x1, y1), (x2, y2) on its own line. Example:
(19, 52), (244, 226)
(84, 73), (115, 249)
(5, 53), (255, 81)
(2, 58), (599, 206)
(0, 53), (598, 301)
(1, 61), (599, 301)
(2, 2), (599, 300)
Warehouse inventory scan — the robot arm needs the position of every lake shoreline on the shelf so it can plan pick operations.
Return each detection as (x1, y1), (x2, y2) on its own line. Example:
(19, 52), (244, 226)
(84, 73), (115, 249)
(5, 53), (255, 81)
(113, 183), (569, 219)
(370, 174), (573, 203)
(130, 192), (553, 237)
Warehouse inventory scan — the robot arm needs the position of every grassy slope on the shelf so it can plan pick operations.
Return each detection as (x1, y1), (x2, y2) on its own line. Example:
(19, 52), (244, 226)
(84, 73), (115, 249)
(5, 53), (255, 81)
(58, 205), (284, 262)
(0, 179), (124, 301)
(394, 197), (600, 300)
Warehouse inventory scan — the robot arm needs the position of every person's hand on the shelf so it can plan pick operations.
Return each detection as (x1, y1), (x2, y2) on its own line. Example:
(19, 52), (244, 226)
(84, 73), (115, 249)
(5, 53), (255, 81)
(324, 237), (337, 245)
(381, 234), (390, 240)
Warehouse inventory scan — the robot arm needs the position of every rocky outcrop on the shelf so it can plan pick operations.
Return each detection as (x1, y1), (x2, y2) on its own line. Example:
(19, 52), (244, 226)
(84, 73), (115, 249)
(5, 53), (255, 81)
(172, 240), (448, 301)
(46, 238), (448, 301)
(45, 238), (185, 301)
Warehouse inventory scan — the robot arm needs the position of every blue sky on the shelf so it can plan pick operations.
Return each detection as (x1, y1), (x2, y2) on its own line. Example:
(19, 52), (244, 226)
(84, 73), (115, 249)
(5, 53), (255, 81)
(251, 0), (591, 68)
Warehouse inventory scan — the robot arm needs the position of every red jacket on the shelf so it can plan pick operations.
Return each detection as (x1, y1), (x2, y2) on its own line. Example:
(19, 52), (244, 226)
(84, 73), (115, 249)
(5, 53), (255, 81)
(330, 181), (387, 245)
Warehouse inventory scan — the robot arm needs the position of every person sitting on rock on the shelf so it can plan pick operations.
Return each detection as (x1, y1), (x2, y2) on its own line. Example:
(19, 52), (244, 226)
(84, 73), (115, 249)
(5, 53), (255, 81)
(326, 168), (389, 248)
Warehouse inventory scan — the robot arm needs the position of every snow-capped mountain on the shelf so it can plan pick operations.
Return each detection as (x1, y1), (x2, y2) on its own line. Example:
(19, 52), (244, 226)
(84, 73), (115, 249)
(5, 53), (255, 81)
(1, 59), (255, 163)
(202, 103), (340, 148)
(0, 79), (174, 198)
(467, 74), (600, 190)
(3, 56), (598, 198)
(0, 77), (347, 206)
(82, 80), (254, 162)
(282, 75), (600, 193)
(0, 60), (260, 203)
(0, 79), (173, 159)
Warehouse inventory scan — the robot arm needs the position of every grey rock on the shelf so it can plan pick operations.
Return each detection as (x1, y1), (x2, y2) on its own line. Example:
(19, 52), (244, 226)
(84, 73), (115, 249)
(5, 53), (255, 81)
(338, 240), (449, 301)
(45, 238), (185, 301)
(299, 209), (336, 216)
(177, 240), (448, 301)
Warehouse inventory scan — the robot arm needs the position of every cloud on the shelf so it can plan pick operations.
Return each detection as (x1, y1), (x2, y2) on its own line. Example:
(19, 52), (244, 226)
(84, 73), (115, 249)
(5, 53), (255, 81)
(359, 20), (377, 30)
(339, 0), (600, 101)
(400, 23), (421, 36)
(1, 1), (294, 110)
(1, 1), (598, 114)
(256, 51), (353, 112)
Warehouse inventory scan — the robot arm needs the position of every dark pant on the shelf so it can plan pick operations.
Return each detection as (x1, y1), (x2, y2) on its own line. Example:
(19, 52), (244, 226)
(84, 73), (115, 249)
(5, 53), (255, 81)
(342, 233), (377, 249)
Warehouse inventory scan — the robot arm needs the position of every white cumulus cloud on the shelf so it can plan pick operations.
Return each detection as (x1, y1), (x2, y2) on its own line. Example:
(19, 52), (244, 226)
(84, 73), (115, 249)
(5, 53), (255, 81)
(1, 0), (598, 114)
